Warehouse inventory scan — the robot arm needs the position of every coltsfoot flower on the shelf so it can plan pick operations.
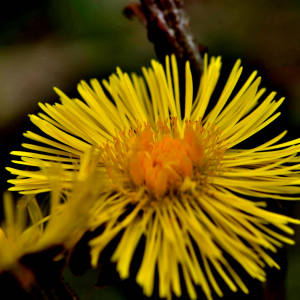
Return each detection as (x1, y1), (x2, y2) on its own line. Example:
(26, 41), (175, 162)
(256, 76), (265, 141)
(6, 55), (300, 299)
(0, 192), (38, 274)
(1, 150), (103, 274)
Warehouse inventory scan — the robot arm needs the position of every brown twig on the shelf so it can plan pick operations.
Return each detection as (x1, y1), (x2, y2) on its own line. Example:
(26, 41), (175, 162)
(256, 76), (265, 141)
(124, 0), (206, 102)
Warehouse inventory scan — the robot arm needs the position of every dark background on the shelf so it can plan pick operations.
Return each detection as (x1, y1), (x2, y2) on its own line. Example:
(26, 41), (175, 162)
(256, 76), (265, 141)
(1, 0), (300, 299)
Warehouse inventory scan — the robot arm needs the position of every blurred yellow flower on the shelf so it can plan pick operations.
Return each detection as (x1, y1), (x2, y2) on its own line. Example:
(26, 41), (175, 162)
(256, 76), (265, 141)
(1, 150), (102, 275)
(6, 55), (300, 299)
(0, 192), (38, 274)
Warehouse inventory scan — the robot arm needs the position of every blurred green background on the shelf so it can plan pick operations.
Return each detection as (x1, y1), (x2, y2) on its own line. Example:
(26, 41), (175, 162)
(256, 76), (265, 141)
(1, 0), (300, 299)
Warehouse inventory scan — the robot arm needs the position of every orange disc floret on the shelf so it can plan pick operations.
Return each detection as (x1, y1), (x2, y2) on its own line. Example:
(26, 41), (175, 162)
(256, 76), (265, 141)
(126, 121), (205, 197)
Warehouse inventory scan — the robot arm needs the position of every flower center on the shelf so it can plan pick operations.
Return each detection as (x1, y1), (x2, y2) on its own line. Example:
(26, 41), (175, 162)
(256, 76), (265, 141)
(100, 118), (226, 198)
(127, 123), (205, 197)
(100, 117), (229, 200)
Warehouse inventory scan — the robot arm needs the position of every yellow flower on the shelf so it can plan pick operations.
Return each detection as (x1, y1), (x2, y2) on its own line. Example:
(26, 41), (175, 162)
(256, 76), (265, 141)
(0, 192), (39, 273)
(1, 150), (102, 274)
(6, 54), (300, 299)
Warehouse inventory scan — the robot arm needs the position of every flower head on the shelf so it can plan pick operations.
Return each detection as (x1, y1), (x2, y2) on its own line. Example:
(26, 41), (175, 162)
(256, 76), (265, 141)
(6, 54), (300, 299)
(0, 192), (36, 273)
(1, 150), (102, 277)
